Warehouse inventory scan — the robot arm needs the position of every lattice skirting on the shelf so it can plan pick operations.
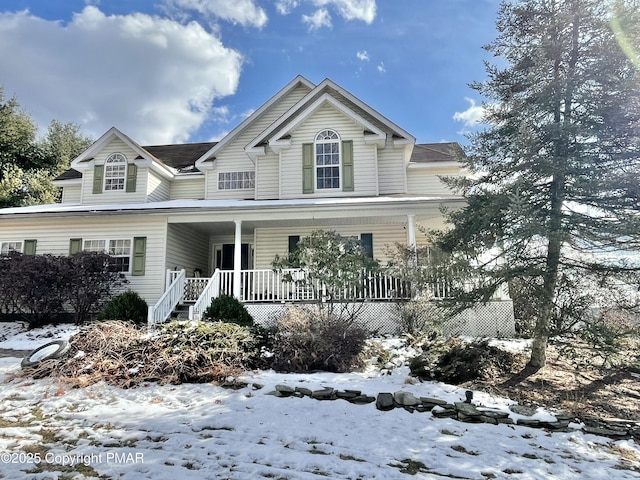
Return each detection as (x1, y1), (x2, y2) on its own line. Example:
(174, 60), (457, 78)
(245, 300), (515, 337)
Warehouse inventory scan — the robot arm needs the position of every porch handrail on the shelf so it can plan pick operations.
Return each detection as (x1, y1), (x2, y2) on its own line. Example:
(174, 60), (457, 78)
(189, 268), (221, 321)
(148, 269), (186, 326)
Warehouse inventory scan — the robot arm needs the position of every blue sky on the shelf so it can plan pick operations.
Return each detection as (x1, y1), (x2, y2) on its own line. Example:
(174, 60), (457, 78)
(0, 0), (500, 146)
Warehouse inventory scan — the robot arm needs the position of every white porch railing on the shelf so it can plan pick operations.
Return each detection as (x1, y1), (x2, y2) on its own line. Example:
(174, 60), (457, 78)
(148, 269), (186, 325)
(188, 269), (221, 321)
(215, 269), (413, 303)
(150, 268), (508, 324)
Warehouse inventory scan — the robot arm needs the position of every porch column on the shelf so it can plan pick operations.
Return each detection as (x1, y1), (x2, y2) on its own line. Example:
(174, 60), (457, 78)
(233, 220), (242, 299)
(406, 214), (416, 249)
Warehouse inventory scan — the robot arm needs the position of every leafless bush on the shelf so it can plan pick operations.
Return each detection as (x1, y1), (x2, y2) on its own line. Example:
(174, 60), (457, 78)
(268, 305), (368, 373)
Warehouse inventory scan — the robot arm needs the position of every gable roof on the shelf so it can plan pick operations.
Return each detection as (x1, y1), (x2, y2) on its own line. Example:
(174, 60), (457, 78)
(142, 142), (216, 172)
(194, 75), (316, 167)
(246, 78), (415, 153)
(57, 128), (216, 181)
(410, 143), (465, 163)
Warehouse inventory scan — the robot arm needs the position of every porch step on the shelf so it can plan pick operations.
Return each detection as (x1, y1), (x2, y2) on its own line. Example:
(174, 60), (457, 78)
(171, 302), (194, 320)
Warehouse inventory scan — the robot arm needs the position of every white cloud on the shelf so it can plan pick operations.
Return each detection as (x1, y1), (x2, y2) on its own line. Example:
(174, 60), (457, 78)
(0, 7), (243, 144)
(163, 0), (268, 28)
(275, 0), (300, 15)
(302, 8), (332, 31)
(377, 61), (386, 73)
(279, 0), (376, 28)
(453, 97), (485, 127)
(313, 0), (376, 24)
(356, 50), (369, 61)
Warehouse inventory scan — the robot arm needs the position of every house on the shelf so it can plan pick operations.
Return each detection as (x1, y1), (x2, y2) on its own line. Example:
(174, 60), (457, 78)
(0, 76), (514, 335)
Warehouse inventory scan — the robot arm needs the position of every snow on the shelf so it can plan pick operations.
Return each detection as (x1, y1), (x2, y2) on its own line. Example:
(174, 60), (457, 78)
(0, 195), (456, 216)
(0, 323), (638, 479)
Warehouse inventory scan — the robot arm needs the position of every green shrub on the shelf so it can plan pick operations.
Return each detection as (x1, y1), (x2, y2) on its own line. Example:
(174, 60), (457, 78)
(203, 294), (254, 327)
(267, 306), (368, 373)
(98, 290), (148, 325)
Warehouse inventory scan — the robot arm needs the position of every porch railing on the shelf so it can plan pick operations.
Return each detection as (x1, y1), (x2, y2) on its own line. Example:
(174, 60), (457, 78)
(211, 269), (414, 303)
(148, 269), (186, 325)
(189, 269), (221, 321)
(151, 268), (509, 324)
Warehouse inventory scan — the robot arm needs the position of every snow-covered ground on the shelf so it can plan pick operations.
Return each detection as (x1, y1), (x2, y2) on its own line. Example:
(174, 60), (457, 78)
(0, 322), (639, 479)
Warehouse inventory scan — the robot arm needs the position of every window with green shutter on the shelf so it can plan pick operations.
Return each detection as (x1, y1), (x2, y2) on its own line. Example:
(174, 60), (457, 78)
(132, 236), (147, 276)
(69, 238), (83, 255)
(92, 165), (104, 194)
(23, 239), (37, 256)
(342, 140), (353, 192)
(126, 164), (137, 192)
(302, 143), (314, 194)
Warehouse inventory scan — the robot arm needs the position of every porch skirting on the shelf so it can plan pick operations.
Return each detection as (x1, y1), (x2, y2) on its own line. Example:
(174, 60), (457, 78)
(245, 300), (515, 337)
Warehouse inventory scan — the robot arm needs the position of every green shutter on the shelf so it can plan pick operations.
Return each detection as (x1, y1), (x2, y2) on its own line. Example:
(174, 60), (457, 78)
(302, 143), (314, 194)
(342, 140), (354, 192)
(93, 165), (104, 194)
(23, 239), (37, 256)
(132, 236), (146, 276)
(126, 164), (137, 192)
(69, 238), (83, 255)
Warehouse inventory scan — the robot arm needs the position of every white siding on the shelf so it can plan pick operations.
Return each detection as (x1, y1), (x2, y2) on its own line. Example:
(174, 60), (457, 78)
(256, 155), (279, 200)
(166, 224), (209, 275)
(61, 184), (81, 204)
(407, 168), (460, 195)
(80, 138), (149, 205)
(205, 84), (312, 199)
(147, 170), (171, 202)
(253, 225), (408, 269)
(170, 176), (205, 200)
(280, 103), (378, 199)
(378, 146), (406, 194)
(0, 215), (168, 305)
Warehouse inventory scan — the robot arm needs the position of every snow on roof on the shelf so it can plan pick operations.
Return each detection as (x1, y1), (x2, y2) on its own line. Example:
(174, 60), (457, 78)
(0, 196), (462, 217)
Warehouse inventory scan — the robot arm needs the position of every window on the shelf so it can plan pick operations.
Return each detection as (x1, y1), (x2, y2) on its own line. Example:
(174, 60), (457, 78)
(315, 130), (340, 189)
(83, 238), (132, 272)
(0, 241), (22, 255)
(218, 171), (255, 190)
(360, 233), (373, 258)
(104, 153), (127, 191)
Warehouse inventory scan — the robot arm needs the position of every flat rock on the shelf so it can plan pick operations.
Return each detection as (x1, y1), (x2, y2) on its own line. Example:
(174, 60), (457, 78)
(376, 393), (395, 411)
(510, 405), (538, 417)
(421, 397), (448, 406)
(311, 387), (336, 400)
(394, 391), (421, 406)
(583, 426), (630, 439)
(275, 384), (295, 394)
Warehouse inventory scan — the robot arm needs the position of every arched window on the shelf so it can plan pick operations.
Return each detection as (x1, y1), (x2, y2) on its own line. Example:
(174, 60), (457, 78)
(315, 129), (340, 189)
(104, 153), (127, 191)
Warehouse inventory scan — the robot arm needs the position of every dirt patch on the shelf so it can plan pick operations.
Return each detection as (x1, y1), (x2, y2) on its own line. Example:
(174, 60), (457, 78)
(464, 343), (640, 422)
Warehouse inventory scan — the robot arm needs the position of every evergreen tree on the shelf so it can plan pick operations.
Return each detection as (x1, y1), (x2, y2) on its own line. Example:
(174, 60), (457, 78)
(437, 0), (640, 367)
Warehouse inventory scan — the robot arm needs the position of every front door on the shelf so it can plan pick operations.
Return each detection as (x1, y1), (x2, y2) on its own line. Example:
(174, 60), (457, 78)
(220, 243), (249, 270)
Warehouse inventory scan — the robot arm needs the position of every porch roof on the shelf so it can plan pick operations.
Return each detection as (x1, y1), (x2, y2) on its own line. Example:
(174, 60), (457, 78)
(0, 195), (463, 219)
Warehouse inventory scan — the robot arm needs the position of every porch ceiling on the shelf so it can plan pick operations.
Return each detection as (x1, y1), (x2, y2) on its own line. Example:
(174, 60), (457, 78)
(173, 214), (425, 235)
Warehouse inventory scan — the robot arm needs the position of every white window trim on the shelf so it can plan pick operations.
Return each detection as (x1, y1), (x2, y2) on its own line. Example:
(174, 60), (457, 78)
(0, 241), (23, 255)
(104, 152), (127, 192)
(314, 129), (341, 190)
(218, 171), (255, 190)
(82, 238), (132, 273)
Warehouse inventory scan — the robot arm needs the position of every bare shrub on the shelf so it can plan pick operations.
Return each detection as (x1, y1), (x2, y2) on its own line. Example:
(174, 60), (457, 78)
(23, 320), (261, 388)
(268, 306), (368, 373)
